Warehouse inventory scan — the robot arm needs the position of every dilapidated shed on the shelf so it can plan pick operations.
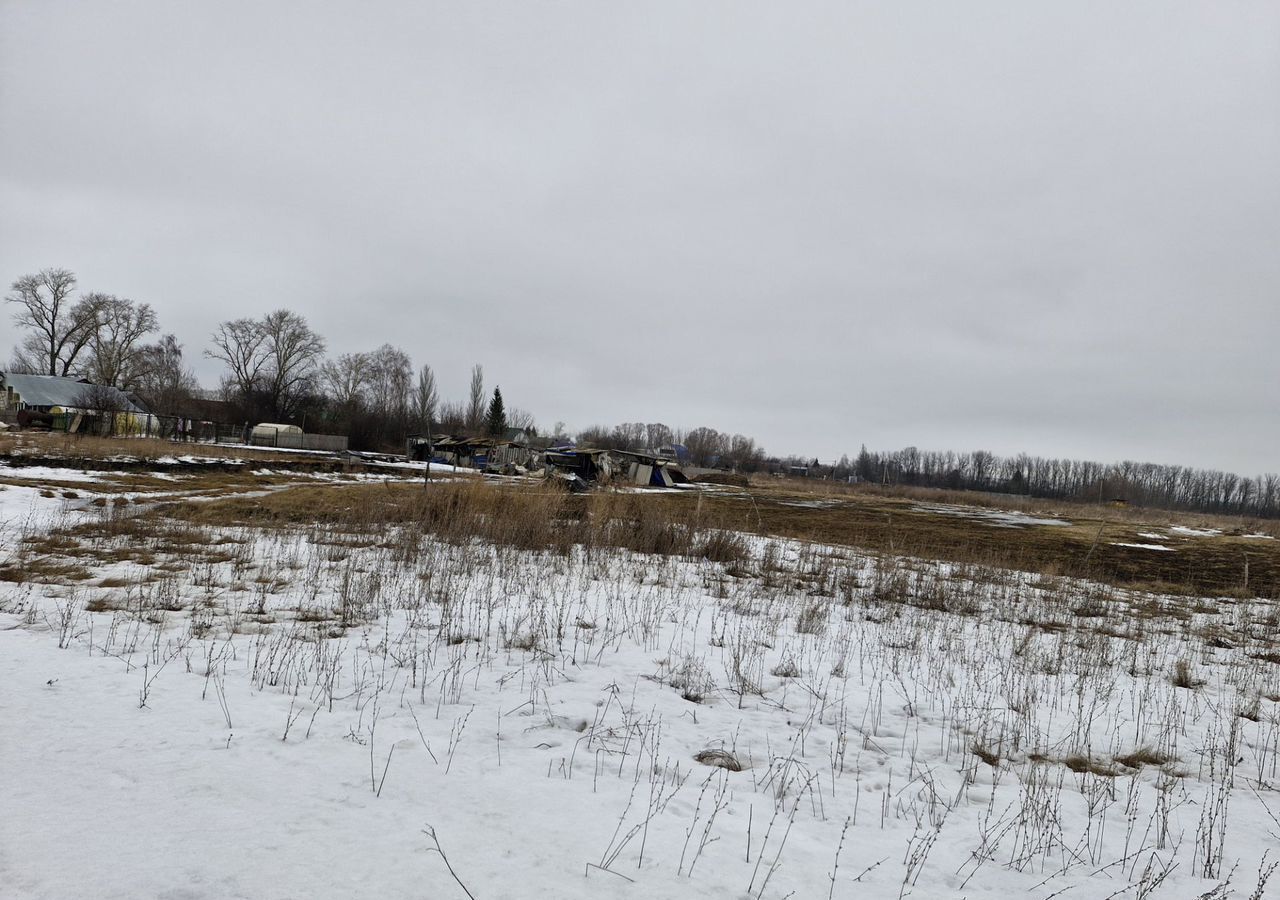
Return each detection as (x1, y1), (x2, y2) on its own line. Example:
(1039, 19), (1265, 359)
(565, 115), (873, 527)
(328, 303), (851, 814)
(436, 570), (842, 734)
(543, 448), (614, 482)
(429, 435), (537, 472)
(612, 449), (690, 487)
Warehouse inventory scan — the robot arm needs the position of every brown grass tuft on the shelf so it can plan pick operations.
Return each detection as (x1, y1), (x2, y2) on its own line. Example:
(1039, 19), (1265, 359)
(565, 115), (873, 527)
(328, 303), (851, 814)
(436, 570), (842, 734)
(1114, 747), (1173, 769)
(1170, 659), (1206, 690)
(1064, 754), (1119, 776)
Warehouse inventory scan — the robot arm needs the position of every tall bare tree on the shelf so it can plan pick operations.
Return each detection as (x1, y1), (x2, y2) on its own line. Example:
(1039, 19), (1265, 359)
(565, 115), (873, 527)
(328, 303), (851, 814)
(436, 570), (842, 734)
(208, 310), (325, 419)
(645, 422), (674, 450)
(206, 317), (269, 400)
(134, 335), (199, 414)
(5, 268), (105, 376)
(725, 433), (761, 470)
(684, 427), (723, 467)
(414, 363), (438, 433)
(465, 363), (485, 433)
(367, 344), (412, 425)
(260, 309), (326, 419)
(319, 352), (373, 409)
(612, 422), (646, 449)
(86, 295), (158, 389)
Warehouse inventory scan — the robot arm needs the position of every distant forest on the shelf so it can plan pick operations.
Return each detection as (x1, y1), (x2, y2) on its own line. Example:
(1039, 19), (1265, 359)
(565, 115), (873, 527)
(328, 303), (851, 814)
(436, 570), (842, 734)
(828, 446), (1280, 520)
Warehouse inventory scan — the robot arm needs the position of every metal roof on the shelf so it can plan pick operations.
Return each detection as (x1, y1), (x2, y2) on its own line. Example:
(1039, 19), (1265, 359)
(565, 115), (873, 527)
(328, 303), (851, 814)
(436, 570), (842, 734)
(0, 373), (144, 412)
(612, 449), (675, 465)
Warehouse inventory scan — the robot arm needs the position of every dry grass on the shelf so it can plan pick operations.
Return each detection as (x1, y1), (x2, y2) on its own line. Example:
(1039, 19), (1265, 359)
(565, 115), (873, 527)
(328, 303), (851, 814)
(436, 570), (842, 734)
(144, 475), (1280, 597)
(2, 431), (318, 464)
(748, 474), (1280, 539)
(1114, 747), (1175, 769)
(0, 433), (353, 487)
(11, 445), (1280, 623)
(1064, 754), (1120, 777)
(698, 483), (1280, 598)
(1171, 659), (1207, 690)
(171, 480), (723, 562)
(0, 557), (93, 583)
(9, 430), (1278, 595)
(693, 530), (751, 563)
(971, 744), (1002, 767)
(83, 595), (124, 613)
(693, 749), (743, 771)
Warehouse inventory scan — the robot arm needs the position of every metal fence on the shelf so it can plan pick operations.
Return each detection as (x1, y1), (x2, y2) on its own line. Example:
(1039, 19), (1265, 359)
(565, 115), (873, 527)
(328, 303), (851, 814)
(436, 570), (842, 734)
(50, 411), (232, 443)
(247, 431), (348, 452)
(8, 408), (346, 452)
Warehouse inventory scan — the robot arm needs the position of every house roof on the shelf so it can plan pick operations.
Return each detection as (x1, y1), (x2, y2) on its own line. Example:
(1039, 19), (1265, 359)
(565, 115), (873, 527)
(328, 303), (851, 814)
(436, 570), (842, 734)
(0, 372), (145, 412)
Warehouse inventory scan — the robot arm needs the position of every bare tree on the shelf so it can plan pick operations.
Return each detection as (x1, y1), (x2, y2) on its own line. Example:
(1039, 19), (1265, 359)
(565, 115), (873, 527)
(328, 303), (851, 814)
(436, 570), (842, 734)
(208, 310), (324, 419)
(684, 427), (723, 467)
(5, 268), (105, 376)
(645, 422), (674, 450)
(612, 422), (646, 449)
(260, 309), (326, 419)
(135, 335), (199, 414)
(576, 424), (623, 450)
(4, 351), (40, 374)
(725, 433), (762, 471)
(367, 344), (412, 423)
(465, 364), (485, 433)
(206, 317), (269, 399)
(436, 400), (468, 433)
(86, 295), (158, 389)
(414, 363), (438, 433)
(320, 352), (373, 409)
(506, 406), (536, 436)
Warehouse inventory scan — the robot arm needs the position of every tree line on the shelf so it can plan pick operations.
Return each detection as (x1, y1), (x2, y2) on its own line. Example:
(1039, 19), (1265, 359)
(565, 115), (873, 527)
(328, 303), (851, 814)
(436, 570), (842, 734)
(829, 446), (1280, 519)
(573, 422), (768, 471)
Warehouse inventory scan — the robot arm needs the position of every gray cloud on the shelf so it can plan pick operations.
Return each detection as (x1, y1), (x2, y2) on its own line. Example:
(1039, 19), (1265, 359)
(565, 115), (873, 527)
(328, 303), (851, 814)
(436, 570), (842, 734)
(2, 1), (1277, 472)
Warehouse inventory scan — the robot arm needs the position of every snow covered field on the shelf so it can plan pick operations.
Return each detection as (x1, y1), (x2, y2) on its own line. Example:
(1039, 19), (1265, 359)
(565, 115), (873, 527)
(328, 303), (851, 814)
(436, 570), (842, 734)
(2, 466), (1280, 899)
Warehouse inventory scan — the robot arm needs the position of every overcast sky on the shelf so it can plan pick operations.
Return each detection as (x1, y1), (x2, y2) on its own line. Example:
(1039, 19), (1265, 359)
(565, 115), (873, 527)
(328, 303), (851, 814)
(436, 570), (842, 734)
(2, 1), (1277, 473)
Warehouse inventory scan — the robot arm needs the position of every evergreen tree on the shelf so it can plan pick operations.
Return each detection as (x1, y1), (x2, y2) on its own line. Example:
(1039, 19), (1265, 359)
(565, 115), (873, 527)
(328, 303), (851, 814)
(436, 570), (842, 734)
(855, 444), (875, 483)
(485, 386), (507, 436)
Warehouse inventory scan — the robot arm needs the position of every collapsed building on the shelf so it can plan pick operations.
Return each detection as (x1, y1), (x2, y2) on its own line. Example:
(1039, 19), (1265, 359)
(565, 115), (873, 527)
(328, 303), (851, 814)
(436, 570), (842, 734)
(428, 436), (538, 472)
(611, 449), (690, 487)
(541, 447), (614, 490)
(408, 435), (692, 489)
